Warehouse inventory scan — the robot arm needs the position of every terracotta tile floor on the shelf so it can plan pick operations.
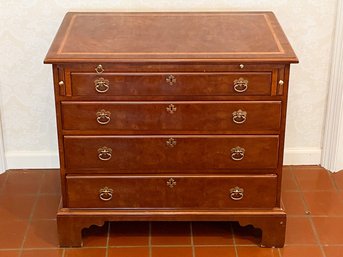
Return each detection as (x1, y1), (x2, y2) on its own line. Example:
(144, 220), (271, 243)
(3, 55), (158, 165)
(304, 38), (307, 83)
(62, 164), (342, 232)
(0, 166), (342, 257)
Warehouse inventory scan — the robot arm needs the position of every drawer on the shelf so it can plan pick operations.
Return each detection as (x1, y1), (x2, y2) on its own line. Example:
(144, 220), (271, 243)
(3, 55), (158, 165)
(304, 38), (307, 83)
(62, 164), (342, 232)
(70, 72), (272, 96)
(61, 101), (281, 133)
(64, 135), (279, 171)
(66, 174), (278, 209)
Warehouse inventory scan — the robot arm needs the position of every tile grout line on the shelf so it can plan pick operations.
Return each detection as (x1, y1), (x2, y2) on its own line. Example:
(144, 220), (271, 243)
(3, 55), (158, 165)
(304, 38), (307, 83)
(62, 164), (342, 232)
(18, 173), (45, 257)
(292, 167), (327, 257)
(149, 222), (152, 257)
(230, 223), (239, 257)
(291, 167), (311, 214)
(307, 216), (327, 257)
(154, 244), (237, 247)
(289, 166), (299, 191)
(189, 222), (195, 257)
(105, 222), (111, 257)
(277, 247), (282, 257)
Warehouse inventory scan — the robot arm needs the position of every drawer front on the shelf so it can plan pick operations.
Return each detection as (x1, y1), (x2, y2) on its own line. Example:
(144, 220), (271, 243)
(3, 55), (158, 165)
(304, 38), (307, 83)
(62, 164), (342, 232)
(71, 72), (272, 96)
(66, 174), (277, 209)
(64, 135), (279, 171)
(61, 101), (281, 132)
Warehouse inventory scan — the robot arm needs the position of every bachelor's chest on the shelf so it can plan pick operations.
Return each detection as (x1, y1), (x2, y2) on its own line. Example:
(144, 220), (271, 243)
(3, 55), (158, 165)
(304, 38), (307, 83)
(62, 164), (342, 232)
(45, 12), (298, 247)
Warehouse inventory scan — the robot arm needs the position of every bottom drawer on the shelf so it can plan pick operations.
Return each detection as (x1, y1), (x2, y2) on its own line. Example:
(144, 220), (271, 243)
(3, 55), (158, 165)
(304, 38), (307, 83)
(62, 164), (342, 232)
(66, 174), (277, 209)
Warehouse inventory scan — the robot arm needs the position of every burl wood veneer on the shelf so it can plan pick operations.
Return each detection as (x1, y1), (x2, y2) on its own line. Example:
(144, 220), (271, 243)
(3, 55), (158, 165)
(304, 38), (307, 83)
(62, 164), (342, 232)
(45, 12), (298, 248)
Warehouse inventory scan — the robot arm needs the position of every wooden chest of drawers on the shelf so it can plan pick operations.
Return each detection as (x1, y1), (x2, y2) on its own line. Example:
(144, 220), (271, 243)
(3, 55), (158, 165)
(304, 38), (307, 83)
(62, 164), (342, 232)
(45, 12), (297, 247)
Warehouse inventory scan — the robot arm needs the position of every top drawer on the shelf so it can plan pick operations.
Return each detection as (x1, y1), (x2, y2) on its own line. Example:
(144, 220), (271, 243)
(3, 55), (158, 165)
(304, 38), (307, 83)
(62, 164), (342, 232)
(70, 72), (273, 96)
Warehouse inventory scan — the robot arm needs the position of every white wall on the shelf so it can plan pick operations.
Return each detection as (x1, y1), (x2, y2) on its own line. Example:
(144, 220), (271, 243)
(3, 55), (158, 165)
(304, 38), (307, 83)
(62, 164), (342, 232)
(0, 0), (338, 170)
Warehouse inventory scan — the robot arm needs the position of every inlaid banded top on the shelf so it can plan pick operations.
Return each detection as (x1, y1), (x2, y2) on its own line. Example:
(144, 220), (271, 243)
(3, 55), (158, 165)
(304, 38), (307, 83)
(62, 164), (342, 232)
(45, 12), (298, 63)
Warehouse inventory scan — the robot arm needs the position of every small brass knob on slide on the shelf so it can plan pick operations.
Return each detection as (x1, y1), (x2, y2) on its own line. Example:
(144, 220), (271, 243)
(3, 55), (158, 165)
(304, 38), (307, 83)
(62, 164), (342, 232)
(95, 64), (104, 74)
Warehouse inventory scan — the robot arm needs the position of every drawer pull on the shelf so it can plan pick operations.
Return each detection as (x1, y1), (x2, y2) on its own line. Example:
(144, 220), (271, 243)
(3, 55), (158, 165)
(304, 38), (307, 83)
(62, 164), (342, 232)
(166, 104), (177, 114)
(94, 77), (110, 93)
(99, 186), (113, 201)
(166, 75), (176, 85)
(96, 109), (111, 125)
(166, 138), (177, 148)
(97, 146), (112, 161)
(166, 178), (176, 188)
(230, 186), (244, 201)
(231, 146), (245, 161)
(232, 109), (247, 124)
(95, 64), (104, 74)
(233, 77), (248, 93)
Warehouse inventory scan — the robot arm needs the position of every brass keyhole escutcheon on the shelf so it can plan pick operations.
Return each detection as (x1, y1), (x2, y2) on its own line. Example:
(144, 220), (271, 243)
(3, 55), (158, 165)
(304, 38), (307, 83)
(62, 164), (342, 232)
(166, 75), (176, 86)
(166, 104), (177, 114)
(166, 138), (177, 148)
(167, 178), (176, 188)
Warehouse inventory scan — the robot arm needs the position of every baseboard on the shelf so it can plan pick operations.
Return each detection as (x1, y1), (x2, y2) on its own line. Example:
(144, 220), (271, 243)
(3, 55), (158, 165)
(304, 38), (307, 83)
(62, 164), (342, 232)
(3, 148), (322, 171)
(283, 147), (321, 165)
(5, 151), (59, 170)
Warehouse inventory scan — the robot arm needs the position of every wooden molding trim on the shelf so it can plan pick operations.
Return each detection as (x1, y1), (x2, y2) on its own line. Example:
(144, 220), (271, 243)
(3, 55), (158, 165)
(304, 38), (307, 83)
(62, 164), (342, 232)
(322, 0), (343, 172)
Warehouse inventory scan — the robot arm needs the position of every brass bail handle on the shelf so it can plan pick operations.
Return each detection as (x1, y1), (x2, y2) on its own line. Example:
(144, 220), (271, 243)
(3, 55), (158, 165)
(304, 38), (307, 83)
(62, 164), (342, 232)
(97, 146), (112, 161)
(99, 186), (113, 201)
(94, 77), (110, 93)
(230, 186), (244, 201)
(233, 77), (248, 93)
(230, 146), (245, 161)
(96, 109), (111, 125)
(232, 109), (247, 124)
